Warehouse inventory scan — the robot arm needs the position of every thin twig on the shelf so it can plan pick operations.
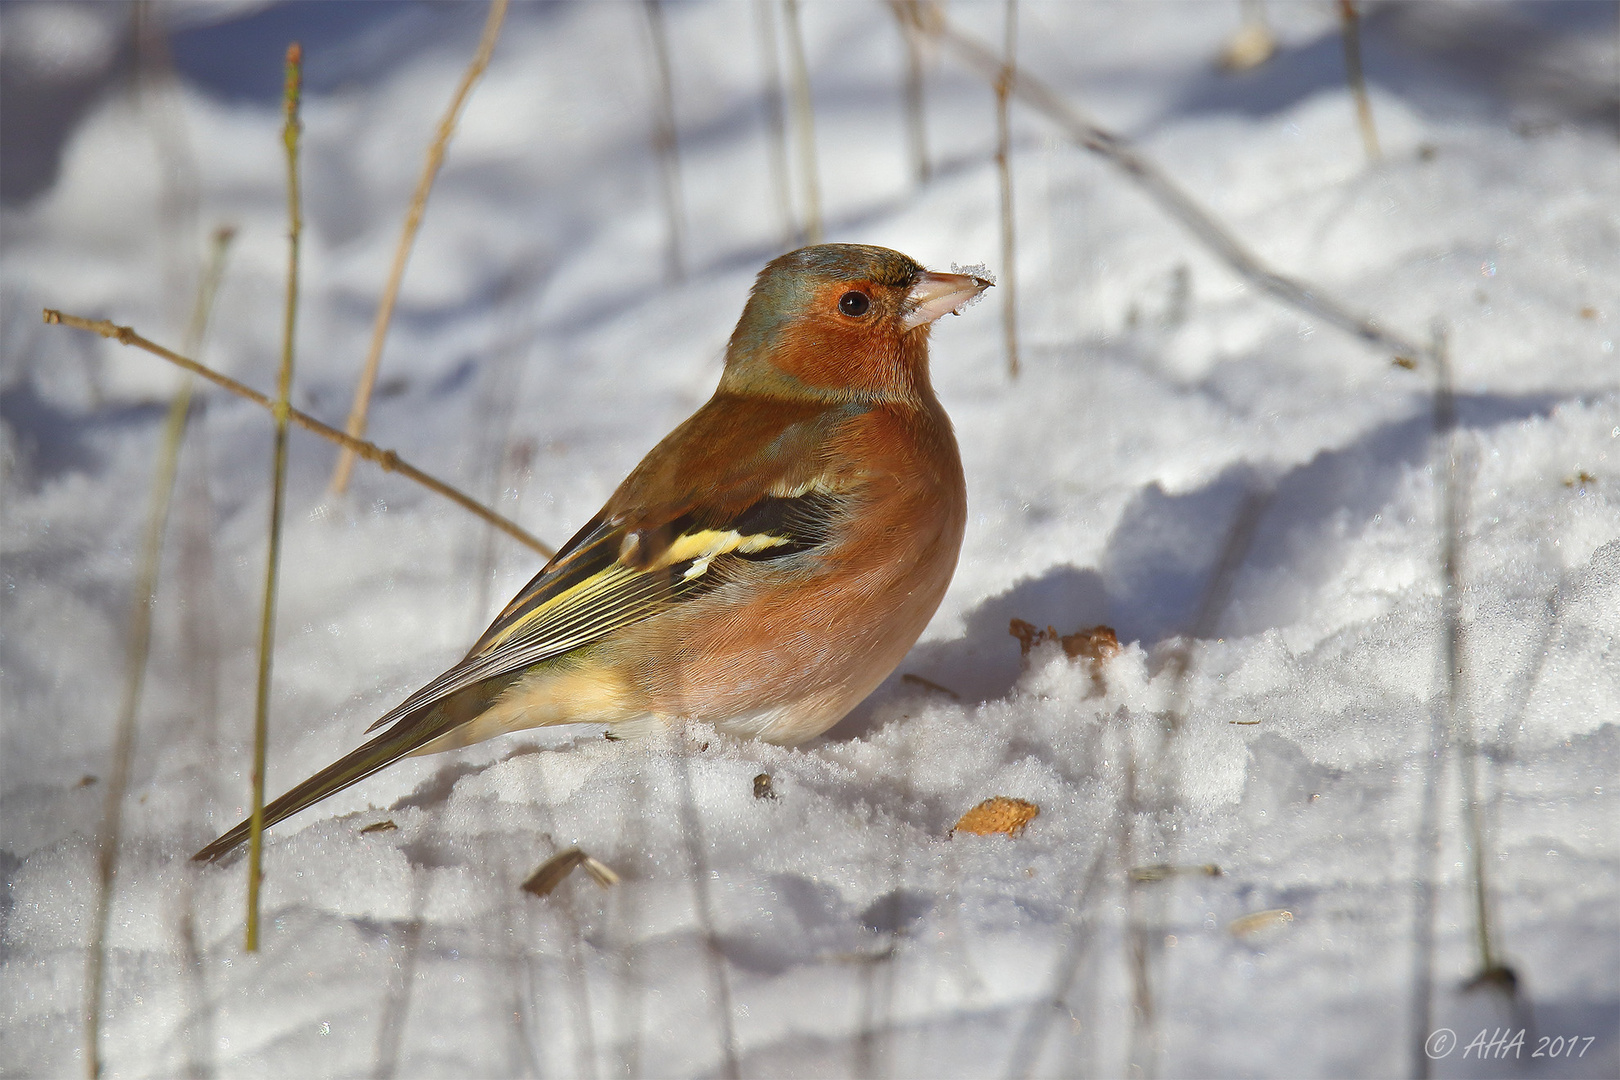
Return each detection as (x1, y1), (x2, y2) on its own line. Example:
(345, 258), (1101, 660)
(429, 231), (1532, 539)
(468, 271), (544, 629)
(754, 0), (796, 249)
(42, 311), (555, 559)
(1125, 488), (1269, 1079)
(246, 42), (303, 953)
(782, 0), (822, 245)
(643, 0), (687, 283)
(1003, 816), (1119, 1078)
(1119, 718), (1156, 1080)
(132, 1), (202, 333)
(329, 0), (509, 496)
(852, 713), (920, 1080)
(1017, 487), (1268, 1079)
(491, 839), (544, 1078)
(1337, 0), (1382, 163)
(899, 9), (930, 186)
(129, 15), (223, 1073)
(609, 767), (651, 1080)
(1432, 325), (1466, 967)
(1482, 583), (1561, 935)
(85, 11), (204, 1075)
(673, 732), (741, 1079)
(84, 227), (234, 1080)
(1408, 732), (1445, 1080)
(515, 781), (607, 1079)
(995, 0), (1019, 379)
(1160, 488), (1274, 704)
(1430, 325), (1509, 988)
(892, 1), (1424, 364)
(371, 914), (424, 1079)
(1409, 323), (1462, 1078)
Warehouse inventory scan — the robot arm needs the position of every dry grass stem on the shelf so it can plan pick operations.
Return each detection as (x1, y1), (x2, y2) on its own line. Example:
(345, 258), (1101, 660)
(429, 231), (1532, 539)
(1127, 863), (1221, 883)
(782, 0), (822, 244)
(673, 736), (742, 1079)
(643, 0), (688, 282)
(996, 488), (1271, 1076)
(1119, 488), (1269, 1078)
(245, 42), (304, 953)
(853, 718), (920, 1079)
(1003, 838), (1116, 1077)
(1407, 323), (1492, 1077)
(329, 0), (510, 496)
(132, 2), (202, 323)
(371, 914), (426, 1079)
(893, 1), (1423, 364)
(995, 0), (1019, 379)
(754, 0), (796, 249)
(1338, 0), (1382, 163)
(1408, 634), (1446, 1057)
(83, 225), (235, 1080)
(42, 311), (555, 558)
(900, 10), (930, 185)
(900, 672), (959, 699)
(1429, 325), (1509, 987)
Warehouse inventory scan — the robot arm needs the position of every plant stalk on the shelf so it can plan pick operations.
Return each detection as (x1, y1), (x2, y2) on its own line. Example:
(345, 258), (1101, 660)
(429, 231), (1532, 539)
(42, 310), (554, 559)
(330, 0), (509, 496)
(246, 43), (303, 952)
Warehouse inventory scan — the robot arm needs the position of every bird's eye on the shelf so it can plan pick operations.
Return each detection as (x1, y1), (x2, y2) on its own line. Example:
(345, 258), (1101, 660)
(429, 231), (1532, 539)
(838, 291), (871, 317)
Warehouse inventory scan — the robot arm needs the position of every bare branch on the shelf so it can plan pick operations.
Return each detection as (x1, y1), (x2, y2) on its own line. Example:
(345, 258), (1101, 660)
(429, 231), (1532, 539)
(893, 1), (1424, 364)
(42, 310), (555, 559)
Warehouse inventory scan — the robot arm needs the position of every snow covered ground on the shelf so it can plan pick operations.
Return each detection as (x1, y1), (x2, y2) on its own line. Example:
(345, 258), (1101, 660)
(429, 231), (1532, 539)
(2, 1), (1616, 1076)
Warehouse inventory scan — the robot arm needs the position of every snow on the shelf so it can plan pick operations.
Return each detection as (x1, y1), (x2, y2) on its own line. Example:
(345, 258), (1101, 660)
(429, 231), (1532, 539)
(2, 1), (1617, 1077)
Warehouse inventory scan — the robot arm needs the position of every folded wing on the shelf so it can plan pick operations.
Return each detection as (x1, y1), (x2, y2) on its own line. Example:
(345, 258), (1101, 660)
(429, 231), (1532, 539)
(192, 483), (846, 863)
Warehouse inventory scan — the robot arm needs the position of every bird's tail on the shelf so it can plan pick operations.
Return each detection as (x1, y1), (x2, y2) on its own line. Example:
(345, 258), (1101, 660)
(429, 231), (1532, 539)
(192, 674), (518, 864)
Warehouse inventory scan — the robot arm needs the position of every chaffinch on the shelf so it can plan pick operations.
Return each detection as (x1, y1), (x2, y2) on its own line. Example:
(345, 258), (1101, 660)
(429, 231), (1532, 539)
(195, 244), (989, 862)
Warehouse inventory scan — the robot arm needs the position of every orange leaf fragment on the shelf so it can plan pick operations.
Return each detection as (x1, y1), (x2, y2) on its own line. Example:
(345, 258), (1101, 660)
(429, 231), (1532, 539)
(953, 797), (1040, 838)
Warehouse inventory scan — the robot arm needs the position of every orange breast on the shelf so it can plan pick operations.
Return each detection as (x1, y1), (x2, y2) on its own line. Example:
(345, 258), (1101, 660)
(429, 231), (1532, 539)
(612, 402), (966, 744)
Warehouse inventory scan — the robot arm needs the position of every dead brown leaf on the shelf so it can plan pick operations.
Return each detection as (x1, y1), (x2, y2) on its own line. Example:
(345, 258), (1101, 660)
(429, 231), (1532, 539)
(522, 847), (621, 897)
(1011, 620), (1119, 694)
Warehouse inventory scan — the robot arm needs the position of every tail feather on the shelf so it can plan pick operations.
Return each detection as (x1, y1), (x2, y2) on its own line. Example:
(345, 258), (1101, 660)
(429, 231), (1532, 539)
(192, 674), (519, 863)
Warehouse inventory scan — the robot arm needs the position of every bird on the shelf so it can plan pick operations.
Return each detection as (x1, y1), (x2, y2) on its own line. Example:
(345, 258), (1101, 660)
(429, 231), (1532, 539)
(194, 244), (990, 863)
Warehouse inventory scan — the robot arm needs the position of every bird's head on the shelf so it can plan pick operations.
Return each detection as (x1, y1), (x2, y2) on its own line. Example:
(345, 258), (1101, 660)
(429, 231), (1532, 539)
(720, 244), (991, 404)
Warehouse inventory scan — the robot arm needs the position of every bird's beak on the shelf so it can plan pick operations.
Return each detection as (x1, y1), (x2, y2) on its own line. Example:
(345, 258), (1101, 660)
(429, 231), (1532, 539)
(901, 270), (993, 330)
